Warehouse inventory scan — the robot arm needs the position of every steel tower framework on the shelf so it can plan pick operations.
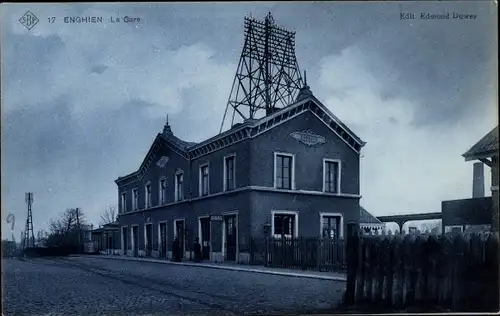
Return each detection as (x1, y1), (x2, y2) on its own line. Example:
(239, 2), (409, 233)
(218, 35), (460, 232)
(24, 192), (34, 249)
(220, 12), (303, 133)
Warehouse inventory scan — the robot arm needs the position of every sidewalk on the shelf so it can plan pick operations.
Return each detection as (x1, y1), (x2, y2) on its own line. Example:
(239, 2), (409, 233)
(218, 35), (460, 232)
(78, 254), (347, 282)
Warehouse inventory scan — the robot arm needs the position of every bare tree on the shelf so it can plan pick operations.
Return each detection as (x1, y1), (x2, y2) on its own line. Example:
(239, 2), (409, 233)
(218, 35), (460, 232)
(36, 230), (47, 242)
(100, 205), (117, 225)
(48, 208), (84, 235)
(46, 208), (87, 247)
(48, 218), (65, 235)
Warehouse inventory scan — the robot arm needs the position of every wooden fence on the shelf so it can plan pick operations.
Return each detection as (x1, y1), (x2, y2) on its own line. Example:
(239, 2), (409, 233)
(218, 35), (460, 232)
(345, 231), (499, 312)
(250, 237), (347, 272)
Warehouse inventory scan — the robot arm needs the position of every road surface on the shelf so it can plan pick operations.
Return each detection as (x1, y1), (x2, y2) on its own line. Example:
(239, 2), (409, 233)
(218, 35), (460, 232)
(2, 257), (345, 315)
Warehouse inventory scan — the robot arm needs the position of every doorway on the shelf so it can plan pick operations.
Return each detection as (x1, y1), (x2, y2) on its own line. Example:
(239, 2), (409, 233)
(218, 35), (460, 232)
(132, 225), (139, 256)
(145, 223), (153, 257)
(174, 220), (185, 259)
(107, 235), (112, 254)
(224, 215), (237, 261)
(159, 222), (167, 259)
(199, 217), (211, 260)
(122, 227), (128, 254)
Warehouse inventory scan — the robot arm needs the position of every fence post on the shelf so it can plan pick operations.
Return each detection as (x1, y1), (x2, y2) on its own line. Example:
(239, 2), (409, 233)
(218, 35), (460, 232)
(385, 237), (395, 306)
(486, 233), (499, 312)
(301, 237), (306, 270)
(451, 235), (465, 311)
(316, 238), (322, 271)
(264, 237), (268, 267)
(281, 234), (286, 268)
(345, 222), (360, 305)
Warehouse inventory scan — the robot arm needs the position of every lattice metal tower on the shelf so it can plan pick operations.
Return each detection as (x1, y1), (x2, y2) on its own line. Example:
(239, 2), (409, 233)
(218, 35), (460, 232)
(220, 12), (303, 133)
(24, 192), (35, 249)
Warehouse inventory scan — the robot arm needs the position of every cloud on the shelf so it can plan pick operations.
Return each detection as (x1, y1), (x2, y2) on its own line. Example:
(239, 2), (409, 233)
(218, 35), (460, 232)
(1, 4), (236, 235)
(316, 44), (494, 218)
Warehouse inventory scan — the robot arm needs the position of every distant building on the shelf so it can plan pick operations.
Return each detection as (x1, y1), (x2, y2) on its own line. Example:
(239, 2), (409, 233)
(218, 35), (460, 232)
(359, 206), (386, 234)
(442, 126), (499, 233)
(91, 221), (120, 254)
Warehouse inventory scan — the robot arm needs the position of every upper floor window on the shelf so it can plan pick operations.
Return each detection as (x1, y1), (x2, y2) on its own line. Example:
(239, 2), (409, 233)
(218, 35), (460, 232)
(159, 178), (167, 205)
(175, 171), (184, 202)
(323, 159), (340, 193)
(120, 192), (127, 213)
(274, 153), (295, 190)
(132, 188), (139, 211)
(145, 183), (152, 209)
(224, 155), (235, 191)
(200, 164), (209, 196)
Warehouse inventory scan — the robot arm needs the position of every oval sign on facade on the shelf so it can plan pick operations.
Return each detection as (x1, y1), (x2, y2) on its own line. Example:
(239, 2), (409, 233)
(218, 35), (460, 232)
(156, 156), (169, 168)
(290, 130), (326, 146)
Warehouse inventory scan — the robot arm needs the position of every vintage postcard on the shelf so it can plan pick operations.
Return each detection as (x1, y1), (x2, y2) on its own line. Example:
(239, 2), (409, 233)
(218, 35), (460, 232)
(1, 1), (498, 315)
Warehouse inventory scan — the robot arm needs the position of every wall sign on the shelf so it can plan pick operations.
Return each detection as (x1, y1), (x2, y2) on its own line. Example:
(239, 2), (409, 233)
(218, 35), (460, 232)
(156, 156), (169, 168)
(210, 215), (223, 222)
(290, 130), (327, 146)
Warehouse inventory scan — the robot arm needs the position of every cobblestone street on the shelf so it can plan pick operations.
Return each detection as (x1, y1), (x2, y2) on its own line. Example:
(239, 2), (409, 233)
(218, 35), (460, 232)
(2, 257), (345, 315)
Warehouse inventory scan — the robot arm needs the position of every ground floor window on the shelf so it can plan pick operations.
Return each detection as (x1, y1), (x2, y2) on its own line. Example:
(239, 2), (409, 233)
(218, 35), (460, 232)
(320, 214), (343, 239)
(272, 212), (297, 238)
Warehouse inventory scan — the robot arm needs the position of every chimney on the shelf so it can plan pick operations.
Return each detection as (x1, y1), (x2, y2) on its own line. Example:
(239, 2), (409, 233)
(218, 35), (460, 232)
(472, 162), (485, 198)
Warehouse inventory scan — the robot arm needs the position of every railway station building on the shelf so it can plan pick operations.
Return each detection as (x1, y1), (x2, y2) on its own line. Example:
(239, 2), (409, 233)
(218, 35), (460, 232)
(115, 13), (365, 263)
(116, 85), (365, 262)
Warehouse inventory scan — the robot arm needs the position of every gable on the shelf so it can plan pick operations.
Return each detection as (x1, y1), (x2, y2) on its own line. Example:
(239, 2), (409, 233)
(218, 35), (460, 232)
(463, 126), (499, 161)
(180, 96), (366, 161)
(115, 134), (189, 186)
(360, 206), (382, 224)
(248, 97), (365, 154)
(251, 108), (357, 158)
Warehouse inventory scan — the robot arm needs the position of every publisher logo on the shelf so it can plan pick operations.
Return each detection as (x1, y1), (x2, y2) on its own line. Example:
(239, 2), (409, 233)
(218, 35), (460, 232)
(19, 11), (39, 30)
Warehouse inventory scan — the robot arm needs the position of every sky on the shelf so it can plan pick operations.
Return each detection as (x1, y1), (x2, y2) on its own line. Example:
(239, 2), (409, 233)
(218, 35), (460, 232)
(1, 2), (498, 239)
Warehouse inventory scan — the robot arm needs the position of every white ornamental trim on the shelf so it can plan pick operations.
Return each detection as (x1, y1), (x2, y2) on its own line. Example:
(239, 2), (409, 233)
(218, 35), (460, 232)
(290, 130), (327, 146)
